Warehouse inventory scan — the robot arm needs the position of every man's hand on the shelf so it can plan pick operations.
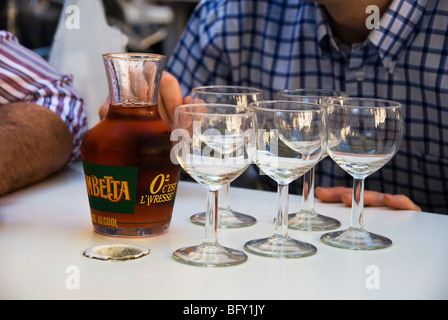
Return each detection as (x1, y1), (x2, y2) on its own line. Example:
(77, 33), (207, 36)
(315, 186), (422, 211)
(99, 71), (183, 126)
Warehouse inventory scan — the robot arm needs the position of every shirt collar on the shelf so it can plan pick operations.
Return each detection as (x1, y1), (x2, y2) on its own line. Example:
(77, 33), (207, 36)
(314, 3), (335, 50)
(368, 0), (427, 73)
(313, 3), (346, 61)
(314, 0), (428, 73)
(314, 4), (329, 42)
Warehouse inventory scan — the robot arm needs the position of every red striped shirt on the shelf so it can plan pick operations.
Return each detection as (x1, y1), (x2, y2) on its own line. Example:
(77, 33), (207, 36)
(0, 31), (88, 161)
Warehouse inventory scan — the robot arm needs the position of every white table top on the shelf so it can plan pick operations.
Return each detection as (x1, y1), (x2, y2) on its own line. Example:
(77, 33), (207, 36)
(1, 162), (447, 300)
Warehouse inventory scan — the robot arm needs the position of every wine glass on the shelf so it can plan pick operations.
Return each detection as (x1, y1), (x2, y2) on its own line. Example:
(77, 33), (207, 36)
(320, 98), (404, 250)
(171, 103), (257, 266)
(277, 89), (347, 231)
(244, 100), (326, 258)
(188, 85), (264, 228)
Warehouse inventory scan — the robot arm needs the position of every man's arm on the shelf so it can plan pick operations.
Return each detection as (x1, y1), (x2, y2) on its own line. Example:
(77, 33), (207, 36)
(0, 102), (73, 195)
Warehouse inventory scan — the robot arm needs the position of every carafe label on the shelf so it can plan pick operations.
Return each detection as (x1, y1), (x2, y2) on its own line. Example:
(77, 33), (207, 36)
(82, 161), (138, 214)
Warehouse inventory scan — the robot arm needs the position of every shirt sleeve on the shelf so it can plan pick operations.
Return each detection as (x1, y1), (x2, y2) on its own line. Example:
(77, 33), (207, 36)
(0, 31), (88, 162)
(166, 0), (232, 97)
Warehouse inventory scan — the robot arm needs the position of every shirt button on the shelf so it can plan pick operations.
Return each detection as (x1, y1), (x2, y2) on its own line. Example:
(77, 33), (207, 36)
(355, 70), (365, 81)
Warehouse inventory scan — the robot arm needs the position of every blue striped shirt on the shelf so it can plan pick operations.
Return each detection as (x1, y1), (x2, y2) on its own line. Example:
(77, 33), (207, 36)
(0, 31), (88, 161)
(167, 0), (448, 214)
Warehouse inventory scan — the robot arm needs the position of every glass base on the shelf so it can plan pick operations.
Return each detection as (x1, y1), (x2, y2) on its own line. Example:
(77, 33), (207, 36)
(320, 227), (392, 250)
(244, 235), (317, 259)
(93, 224), (169, 237)
(172, 243), (248, 267)
(190, 209), (257, 228)
(288, 212), (341, 231)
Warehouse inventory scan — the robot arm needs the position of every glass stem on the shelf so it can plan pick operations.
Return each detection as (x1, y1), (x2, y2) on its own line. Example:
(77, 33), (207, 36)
(351, 178), (365, 230)
(301, 167), (316, 215)
(218, 153), (231, 213)
(274, 183), (289, 238)
(218, 183), (231, 212)
(204, 189), (219, 246)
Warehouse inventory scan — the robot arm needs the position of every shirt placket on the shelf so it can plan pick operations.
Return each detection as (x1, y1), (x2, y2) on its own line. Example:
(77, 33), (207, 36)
(345, 44), (367, 96)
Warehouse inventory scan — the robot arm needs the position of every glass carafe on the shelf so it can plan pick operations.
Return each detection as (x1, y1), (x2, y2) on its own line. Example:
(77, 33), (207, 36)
(81, 53), (180, 237)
